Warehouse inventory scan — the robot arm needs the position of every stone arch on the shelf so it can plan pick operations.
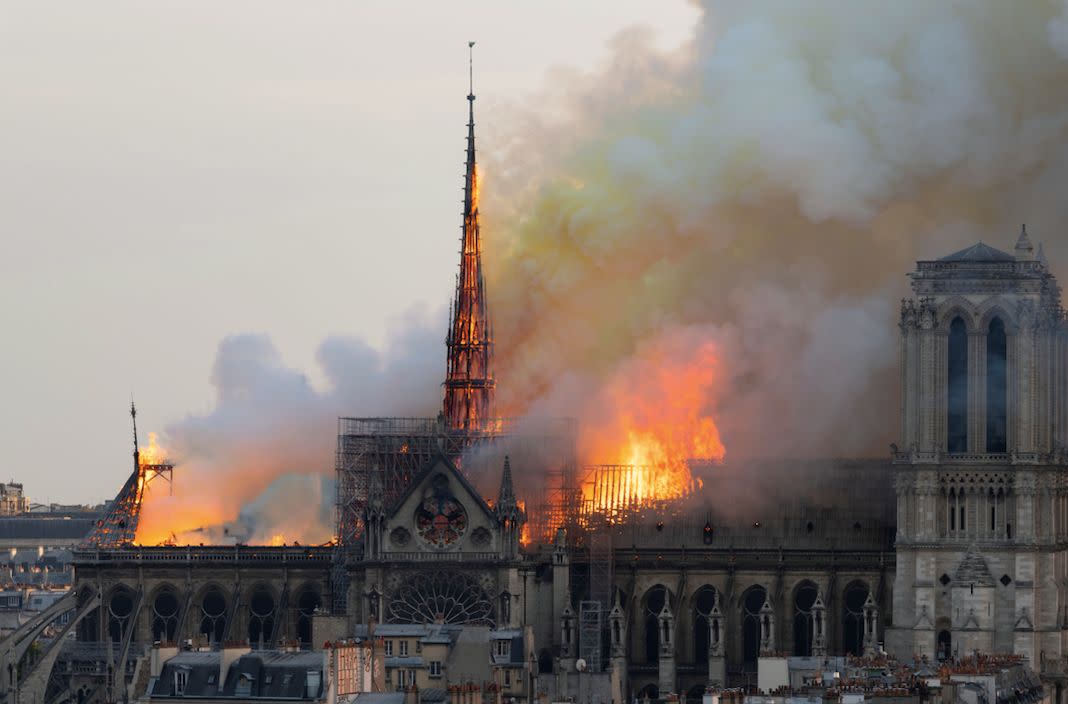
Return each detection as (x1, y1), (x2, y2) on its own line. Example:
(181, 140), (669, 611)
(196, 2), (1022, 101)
(841, 580), (870, 656)
(976, 300), (1019, 334)
(936, 298), (979, 333)
(739, 585), (768, 667)
(149, 583), (182, 643)
(791, 580), (819, 656)
(246, 583), (277, 648)
(939, 296), (978, 331)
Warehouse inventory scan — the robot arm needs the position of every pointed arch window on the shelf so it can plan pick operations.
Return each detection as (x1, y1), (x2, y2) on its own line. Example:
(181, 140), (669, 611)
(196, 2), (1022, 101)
(692, 586), (717, 663)
(948, 317), (968, 453)
(642, 586), (667, 664)
(986, 317), (1008, 453)
(793, 582), (818, 656)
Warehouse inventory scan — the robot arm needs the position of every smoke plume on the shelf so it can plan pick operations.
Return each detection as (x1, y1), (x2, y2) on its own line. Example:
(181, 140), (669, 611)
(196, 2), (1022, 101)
(142, 1), (1068, 542)
(485, 0), (1068, 460)
(135, 309), (444, 545)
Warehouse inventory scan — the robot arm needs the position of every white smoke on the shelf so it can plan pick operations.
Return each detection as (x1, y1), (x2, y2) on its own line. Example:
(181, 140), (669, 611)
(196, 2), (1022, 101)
(485, 0), (1068, 460)
(136, 307), (445, 544)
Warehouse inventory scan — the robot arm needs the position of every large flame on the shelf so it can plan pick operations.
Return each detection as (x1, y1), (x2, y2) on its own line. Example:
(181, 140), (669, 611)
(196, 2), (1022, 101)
(139, 432), (166, 465)
(582, 332), (725, 516)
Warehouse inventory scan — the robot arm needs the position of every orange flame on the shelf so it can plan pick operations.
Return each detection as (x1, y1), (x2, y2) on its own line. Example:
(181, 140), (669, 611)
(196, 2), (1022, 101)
(471, 164), (480, 214)
(583, 333), (725, 516)
(517, 499), (530, 546)
(139, 432), (166, 466)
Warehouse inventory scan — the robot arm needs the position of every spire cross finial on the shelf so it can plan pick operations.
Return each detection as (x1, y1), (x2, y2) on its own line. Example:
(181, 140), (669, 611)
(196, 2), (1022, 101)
(130, 399), (139, 456)
(468, 41), (475, 100)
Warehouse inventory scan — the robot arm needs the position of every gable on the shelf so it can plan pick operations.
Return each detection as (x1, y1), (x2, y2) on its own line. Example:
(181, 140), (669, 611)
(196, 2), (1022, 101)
(382, 454), (498, 555)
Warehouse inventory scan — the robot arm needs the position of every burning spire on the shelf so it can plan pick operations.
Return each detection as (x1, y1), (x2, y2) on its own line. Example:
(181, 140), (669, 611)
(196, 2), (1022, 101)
(81, 402), (173, 548)
(444, 42), (495, 431)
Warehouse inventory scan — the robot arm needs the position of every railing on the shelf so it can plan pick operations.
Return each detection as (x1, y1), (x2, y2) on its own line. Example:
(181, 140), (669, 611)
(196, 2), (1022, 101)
(893, 451), (1045, 465)
(338, 416), (577, 438)
(377, 551), (499, 562)
(72, 545), (334, 565)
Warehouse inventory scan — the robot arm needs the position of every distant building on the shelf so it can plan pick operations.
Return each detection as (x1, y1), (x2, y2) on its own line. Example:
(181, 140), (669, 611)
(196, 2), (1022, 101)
(0, 482), (29, 515)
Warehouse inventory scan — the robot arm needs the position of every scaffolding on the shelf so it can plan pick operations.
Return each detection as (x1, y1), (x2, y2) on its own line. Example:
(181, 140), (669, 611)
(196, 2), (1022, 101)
(81, 460), (172, 548)
(588, 521), (613, 611)
(578, 600), (603, 673)
(334, 415), (579, 548)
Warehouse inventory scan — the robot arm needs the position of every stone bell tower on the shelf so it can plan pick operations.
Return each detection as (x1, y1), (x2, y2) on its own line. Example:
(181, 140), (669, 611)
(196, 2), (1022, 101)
(887, 227), (1068, 669)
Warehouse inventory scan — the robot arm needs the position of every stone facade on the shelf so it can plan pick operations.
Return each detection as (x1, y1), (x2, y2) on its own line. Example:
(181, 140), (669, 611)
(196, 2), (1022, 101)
(886, 230), (1068, 671)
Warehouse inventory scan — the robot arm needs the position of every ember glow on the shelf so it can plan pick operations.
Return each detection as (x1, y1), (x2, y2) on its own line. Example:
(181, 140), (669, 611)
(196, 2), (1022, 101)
(582, 333), (725, 515)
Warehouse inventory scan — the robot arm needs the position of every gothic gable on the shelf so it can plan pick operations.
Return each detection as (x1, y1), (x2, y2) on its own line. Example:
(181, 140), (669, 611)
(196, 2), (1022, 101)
(381, 453), (498, 555)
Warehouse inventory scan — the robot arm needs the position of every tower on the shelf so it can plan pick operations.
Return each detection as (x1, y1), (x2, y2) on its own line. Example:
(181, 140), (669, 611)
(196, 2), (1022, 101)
(444, 42), (495, 431)
(887, 227), (1068, 665)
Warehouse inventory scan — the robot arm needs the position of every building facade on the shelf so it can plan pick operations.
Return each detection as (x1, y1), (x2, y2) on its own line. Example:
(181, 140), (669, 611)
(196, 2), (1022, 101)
(887, 229), (1068, 672)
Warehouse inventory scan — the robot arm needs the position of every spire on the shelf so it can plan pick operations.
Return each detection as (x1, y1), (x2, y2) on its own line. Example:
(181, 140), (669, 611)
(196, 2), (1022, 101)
(1038, 241), (1048, 265)
(443, 41), (495, 431)
(130, 399), (140, 471)
(498, 455), (515, 506)
(1015, 223), (1034, 260)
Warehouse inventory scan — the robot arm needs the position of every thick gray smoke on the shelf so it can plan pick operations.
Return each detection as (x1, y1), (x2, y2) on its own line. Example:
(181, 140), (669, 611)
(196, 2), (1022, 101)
(484, 0), (1068, 462)
(136, 308), (444, 544)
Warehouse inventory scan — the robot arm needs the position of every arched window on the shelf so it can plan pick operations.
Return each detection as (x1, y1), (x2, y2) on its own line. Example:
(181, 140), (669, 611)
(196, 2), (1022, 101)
(200, 587), (227, 644)
(987, 317), (1008, 453)
(842, 582), (869, 656)
(948, 317), (969, 453)
(247, 586), (276, 649)
(296, 587), (321, 647)
(692, 586), (717, 663)
(643, 586), (667, 663)
(741, 586), (767, 667)
(107, 586), (135, 644)
(152, 588), (180, 643)
(793, 582), (818, 656)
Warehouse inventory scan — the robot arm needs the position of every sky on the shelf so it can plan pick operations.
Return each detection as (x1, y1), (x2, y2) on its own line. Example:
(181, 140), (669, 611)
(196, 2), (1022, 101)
(0, 1), (701, 505)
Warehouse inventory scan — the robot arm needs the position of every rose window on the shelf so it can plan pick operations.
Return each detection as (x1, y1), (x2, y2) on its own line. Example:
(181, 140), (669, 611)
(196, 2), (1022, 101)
(386, 571), (494, 626)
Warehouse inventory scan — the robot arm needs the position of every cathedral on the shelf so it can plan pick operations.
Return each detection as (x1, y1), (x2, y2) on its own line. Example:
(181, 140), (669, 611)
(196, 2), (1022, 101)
(9, 72), (1068, 704)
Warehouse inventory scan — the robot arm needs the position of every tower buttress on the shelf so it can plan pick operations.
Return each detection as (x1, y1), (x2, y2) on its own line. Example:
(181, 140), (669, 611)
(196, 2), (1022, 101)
(443, 42), (495, 431)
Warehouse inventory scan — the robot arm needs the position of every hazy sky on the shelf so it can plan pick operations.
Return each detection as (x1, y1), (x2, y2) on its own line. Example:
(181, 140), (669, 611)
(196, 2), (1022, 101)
(0, 2), (700, 504)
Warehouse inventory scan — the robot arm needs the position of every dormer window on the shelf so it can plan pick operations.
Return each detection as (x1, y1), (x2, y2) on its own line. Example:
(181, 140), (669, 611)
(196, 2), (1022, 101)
(494, 639), (510, 658)
(174, 670), (188, 696)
